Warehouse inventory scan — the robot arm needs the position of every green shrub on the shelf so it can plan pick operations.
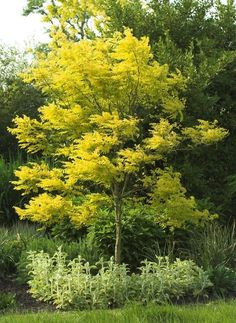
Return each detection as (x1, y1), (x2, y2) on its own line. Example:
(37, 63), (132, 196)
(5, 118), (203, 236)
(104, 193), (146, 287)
(208, 265), (236, 297)
(0, 222), (46, 279)
(0, 155), (23, 224)
(26, 249), (211, 310)
(0, 292), (16, 312)
(49, 217), (87, 242)
(0, 234), (24, 278)
(186, 222), (236, 270)
(0, 223), (40, 278)
(137, 257), (211, 304)
(88, 206), (166, 269)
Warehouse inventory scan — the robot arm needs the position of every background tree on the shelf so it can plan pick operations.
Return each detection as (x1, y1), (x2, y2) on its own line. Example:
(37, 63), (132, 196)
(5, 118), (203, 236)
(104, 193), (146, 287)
(99, 0), (236, 219)
(0, 44), (46, 157)
(10, 31), (227, 263)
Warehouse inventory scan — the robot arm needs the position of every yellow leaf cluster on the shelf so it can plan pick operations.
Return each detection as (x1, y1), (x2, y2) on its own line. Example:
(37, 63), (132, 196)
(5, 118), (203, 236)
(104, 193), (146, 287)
(22, 30), (186, 116)
(70, 193), (111, 227)
(13, 163), (66, 195)
(117, 147), (151, 173)
(64, 152), (120, 187)
(183, 119), (229, 145)
(90, 111), (139, 140)
(15, 193), (74, 224)
(145, 119), (181, 154)
(9, 116), (48, 154)
(150, 168), (217, 228)
(42, 0), (106, 42)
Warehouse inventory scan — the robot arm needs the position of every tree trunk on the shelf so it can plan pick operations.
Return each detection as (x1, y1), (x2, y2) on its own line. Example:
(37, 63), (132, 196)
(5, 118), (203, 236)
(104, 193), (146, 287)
(114, 188), (122, 264)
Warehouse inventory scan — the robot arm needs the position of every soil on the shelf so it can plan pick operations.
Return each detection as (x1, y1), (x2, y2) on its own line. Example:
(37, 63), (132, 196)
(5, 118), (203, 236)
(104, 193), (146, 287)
(0, 277), (55, 313)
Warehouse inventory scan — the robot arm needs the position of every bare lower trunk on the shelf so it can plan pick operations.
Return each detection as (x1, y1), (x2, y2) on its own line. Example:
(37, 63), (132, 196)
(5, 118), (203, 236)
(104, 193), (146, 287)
(114, 187), (122, 264)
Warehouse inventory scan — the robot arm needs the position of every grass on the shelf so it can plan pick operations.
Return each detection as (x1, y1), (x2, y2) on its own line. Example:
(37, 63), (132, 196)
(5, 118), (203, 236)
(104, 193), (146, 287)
(1, 301), (236, 323)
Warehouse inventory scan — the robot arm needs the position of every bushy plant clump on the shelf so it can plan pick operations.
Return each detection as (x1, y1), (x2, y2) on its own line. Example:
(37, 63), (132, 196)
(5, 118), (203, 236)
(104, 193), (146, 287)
(0, 223), (39, 278)
(88, 206), (166, 269)
(17, 235), (101, 284)
(26, 249), (211, 309)
(0, 222), (101, 282)
(186, 222), (236, 296)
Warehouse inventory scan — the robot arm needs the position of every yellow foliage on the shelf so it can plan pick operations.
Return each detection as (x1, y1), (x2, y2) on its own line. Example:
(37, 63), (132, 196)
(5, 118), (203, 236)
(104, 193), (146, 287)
(70, 193), (111, 227)
(117, 147), (152, 173)
(90, 111), (139, 140)
(149, 168), (217, 228)
(145, 119), (181, 154)
(15, 193), (74, 224)
(64, 152), (121, 187)
(10, 29), (226, 228)
(183, 119), (229, 145)
(13, 163), (65, 195)
(41, 0), (107, 42)
(8, 116), (48, 154)
(22, 29), (186, 116)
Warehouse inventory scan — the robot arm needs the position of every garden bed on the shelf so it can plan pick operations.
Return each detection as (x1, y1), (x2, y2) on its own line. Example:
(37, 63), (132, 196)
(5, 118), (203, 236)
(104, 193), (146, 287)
(0, 279), (54, 312)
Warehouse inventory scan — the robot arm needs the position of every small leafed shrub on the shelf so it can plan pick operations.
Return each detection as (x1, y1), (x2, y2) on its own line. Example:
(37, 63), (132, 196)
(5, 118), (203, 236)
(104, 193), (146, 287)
(88, 206), (166, 269)
(17, 235), (101, 283)
(26, 249), (211, 309)
(49, 217), (87, 242)
(0, 155), (24, 225)
(0, 228), (28, 278)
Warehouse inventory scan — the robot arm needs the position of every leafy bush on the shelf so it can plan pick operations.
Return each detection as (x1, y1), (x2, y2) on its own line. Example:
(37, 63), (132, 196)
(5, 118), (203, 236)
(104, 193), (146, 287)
(88, 206), (166, 269)
(0, 234), (24, 278)
(26, 249), (211, 309)
(17, 235), (101, 284)
(0, 292), (16, 312)
(137, 257), (211, 304)
(49, 217), (87, 242)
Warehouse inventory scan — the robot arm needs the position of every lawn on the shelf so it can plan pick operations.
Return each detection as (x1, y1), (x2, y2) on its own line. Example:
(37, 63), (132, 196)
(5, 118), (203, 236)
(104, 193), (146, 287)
(1, 301), (236, 323)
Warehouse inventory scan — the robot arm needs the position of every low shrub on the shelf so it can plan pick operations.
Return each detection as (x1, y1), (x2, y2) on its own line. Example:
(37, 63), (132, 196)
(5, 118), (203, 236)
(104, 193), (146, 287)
(88, 206), (167, 269)
(186, 222), (236, 270)
(26, 249), (211, 310)
(208, 265), (236, 297)
(0, 292), (16, 312)
(137, 257), (211, 304)
(0, 223), (39, 278)
(17, 235), (102, 284)
(49, 217), (87, 242)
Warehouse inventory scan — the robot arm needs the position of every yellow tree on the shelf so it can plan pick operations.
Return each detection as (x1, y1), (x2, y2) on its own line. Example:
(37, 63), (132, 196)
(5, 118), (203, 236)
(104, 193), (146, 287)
(10, 30), (227, 263)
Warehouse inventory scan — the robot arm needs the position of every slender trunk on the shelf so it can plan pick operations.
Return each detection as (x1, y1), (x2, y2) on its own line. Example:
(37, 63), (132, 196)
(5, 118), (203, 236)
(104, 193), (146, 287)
(114, 186), (122, 264)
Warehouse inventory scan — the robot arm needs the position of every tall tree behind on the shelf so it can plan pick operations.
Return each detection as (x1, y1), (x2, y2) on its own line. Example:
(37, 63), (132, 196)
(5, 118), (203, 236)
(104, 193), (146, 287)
(0, 44), (46, 157)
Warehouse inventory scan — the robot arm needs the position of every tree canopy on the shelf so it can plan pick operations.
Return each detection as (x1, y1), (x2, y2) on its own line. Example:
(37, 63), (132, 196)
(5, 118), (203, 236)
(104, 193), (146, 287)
(10, 29), (227, 263)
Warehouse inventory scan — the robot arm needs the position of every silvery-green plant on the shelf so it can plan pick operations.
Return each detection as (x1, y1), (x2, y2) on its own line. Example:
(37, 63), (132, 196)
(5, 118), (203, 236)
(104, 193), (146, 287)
(26, 249), (211, 309)
(137, 257), (212, 304)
